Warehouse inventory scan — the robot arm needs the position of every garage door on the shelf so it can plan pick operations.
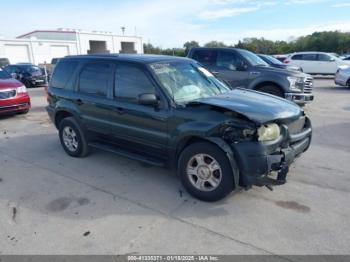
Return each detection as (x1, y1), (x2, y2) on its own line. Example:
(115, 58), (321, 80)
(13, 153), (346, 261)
(4, 44), (30, 64)
(50, 45), (69, 59)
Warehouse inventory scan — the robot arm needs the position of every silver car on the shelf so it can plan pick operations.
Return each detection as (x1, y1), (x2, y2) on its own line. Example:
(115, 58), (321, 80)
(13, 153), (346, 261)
(335, 66), (350, 87)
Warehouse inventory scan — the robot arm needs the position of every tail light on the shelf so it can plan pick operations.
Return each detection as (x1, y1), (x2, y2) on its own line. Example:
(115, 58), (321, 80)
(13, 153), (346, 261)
(284, 60), (290, 64)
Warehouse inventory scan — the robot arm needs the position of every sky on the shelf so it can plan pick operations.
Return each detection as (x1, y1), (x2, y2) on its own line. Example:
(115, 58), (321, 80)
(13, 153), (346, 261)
(1, 0), (350, 48)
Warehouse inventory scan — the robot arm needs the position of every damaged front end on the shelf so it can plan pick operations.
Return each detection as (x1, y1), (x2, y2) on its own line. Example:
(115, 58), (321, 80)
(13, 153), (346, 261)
(220, 112), (312, 190)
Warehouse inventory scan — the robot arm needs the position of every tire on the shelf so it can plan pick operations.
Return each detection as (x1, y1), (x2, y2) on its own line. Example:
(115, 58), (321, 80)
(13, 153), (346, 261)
(257, 85), (283, 97)
(58, 117), (89, 157)
(178, 142), (235, 202)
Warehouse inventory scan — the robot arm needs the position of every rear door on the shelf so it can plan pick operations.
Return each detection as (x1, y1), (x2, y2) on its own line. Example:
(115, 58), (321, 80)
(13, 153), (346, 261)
(76, 61), (115, 134)
(109, 62), (169, 157)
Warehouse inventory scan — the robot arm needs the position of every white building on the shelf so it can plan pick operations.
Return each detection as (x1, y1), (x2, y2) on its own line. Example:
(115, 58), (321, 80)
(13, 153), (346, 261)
(0, 29), (143, 65)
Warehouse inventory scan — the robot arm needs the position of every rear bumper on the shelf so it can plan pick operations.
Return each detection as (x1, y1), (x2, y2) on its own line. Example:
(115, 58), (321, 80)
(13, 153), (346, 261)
(231, 117), (312, 187)
(285, 93), (314, 104)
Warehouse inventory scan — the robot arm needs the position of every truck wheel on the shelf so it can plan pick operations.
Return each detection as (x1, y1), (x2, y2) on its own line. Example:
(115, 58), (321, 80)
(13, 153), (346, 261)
(178, 142), (235, 202)
(58, 117), (89, 157)
(257, 85), (283, 97)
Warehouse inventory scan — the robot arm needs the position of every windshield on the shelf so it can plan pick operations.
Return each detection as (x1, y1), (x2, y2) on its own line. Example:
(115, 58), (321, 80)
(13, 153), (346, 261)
(238, 50), (268, 66)
(0, 68), (11, 79)
(261, 55), (283, 65)
(150, 61), (230, 104)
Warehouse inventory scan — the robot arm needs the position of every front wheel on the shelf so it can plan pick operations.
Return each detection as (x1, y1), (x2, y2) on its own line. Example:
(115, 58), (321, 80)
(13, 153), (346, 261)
(58, 117), (89, 157)
(178, 142), (235, 202)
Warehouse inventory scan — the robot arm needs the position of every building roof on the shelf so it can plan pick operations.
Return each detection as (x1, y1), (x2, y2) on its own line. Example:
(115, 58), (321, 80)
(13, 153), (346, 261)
(17, 30), (76, 39)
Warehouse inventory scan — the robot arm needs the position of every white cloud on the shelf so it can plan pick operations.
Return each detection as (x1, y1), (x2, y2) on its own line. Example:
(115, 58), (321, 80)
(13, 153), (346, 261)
(198, 7), (260, 20)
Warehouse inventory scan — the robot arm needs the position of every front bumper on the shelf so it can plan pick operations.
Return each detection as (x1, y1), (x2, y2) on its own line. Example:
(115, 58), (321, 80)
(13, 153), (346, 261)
(0, 94), (31, 114)
(231, 117), (312, 188)
(285, 93), (314, 104)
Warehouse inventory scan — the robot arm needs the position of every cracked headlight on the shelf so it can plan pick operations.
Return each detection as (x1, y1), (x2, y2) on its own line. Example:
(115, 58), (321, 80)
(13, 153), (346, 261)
(258, 123), (280, 141)
(287, 76), (304, 92)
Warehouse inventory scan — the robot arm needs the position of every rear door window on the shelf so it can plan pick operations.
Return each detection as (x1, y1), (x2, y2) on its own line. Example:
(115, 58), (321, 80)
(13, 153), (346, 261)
(302, 54), (318, 61)
(51, 60), (79, 89)
(79, 62), (114, 96)
(192, 50), (217, 66)
(291, 54), (303, 60)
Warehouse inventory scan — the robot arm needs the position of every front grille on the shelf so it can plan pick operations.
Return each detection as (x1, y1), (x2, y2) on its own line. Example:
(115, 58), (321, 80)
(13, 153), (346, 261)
(0, 89), (16, 100)
(303, 77), (313, 94)
(287, 116), (306, 135)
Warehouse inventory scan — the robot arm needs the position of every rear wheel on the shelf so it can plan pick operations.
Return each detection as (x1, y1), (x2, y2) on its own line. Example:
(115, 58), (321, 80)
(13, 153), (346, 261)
(58, 117), (89, 157)
(257, 85), (283, 97)
(178, 142), (235, 202)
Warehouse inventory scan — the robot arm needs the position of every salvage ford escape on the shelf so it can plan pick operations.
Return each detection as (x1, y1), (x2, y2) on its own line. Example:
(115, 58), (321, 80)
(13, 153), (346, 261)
(46, 54), (312, 202)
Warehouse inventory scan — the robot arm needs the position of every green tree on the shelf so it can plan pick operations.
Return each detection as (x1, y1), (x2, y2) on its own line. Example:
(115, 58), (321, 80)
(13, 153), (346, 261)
(183, 41), (200, 55)
(204, 41), (227, 48)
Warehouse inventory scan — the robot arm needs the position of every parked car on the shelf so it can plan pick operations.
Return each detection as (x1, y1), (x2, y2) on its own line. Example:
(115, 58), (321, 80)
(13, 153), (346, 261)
(284, 52), (350, 75)
(335, 67), (350, 87)
(46, 54), (312, 202)
(3, 63), (47, 88)
(273, 54), (289, 63)
(187, 48), (313, 105)
(0, 58), (10, 68)
(258, 54), (302, 72)
(0, 68), (31, 115)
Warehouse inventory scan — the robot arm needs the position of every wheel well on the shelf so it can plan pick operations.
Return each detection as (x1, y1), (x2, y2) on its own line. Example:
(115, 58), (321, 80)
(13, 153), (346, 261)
(254, 81), (284, 93)
(175, 136), (223, 165)
(54, 111), (73, 128)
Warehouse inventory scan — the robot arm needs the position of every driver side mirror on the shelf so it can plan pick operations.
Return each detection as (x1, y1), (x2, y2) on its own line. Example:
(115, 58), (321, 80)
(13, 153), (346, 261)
(138, 93), (159, 107)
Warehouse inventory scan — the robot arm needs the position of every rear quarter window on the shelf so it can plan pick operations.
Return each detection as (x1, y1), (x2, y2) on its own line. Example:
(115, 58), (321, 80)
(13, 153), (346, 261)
(291, 54), (303, 60)
(50, 60), (79, 89)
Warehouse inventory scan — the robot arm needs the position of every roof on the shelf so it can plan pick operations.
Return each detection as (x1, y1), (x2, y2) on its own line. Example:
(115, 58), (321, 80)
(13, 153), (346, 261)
(63, 54), (193, 64)
(17, 30), (76, 38)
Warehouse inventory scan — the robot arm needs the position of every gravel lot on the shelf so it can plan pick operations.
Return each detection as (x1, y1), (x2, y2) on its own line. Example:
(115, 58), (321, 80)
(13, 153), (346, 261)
(0, 79), (349, 255)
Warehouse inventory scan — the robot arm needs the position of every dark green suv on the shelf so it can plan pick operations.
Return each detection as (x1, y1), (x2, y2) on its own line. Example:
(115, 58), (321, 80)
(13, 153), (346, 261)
(46, 54), (312, 202)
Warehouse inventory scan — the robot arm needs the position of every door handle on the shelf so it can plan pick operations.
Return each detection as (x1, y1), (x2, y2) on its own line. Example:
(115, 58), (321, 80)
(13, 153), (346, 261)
(75, 99), (83, 105)
(211, 71), (220, 75)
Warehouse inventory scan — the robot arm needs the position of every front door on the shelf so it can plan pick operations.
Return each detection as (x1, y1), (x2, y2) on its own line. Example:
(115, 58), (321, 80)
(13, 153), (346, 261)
(109, 62), (169, 158)
(212, 50), (250, 88)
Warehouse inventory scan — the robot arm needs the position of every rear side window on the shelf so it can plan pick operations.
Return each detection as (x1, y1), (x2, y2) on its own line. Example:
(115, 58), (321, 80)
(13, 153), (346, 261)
(291, 54), (303, 60)
(192, 50), (216, 66)
(115, 64), (155, 103)
(51, 60), (79, 89)
(79, 62), (114, 96)
(302, 54), (318, 61)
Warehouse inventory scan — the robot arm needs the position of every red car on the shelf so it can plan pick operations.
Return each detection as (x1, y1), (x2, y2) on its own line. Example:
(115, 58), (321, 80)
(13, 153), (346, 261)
(0, 69), (31, 115)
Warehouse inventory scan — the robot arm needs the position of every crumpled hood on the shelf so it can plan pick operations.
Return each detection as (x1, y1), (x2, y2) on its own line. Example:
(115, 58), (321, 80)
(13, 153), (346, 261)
(194, 89), (302, 124)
